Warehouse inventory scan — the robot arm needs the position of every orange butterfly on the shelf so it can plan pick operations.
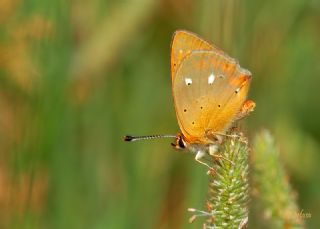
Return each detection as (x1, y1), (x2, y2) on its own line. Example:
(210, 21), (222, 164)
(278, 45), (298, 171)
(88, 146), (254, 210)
(125, 30), (255, 167)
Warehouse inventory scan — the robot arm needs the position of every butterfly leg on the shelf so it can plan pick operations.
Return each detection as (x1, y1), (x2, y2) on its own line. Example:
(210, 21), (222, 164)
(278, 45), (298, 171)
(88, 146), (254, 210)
(209, 144), (235, 166)
(206, 130), (242, 141)
(207, 130), (248, 145)
(195, 150), (214, 171)
(212, 154), (235, 166)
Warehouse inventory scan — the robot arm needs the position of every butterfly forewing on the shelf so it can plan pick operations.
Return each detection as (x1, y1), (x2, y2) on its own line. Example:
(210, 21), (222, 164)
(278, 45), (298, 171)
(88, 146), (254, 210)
(171, 30), (224, 82)
(172, 51), (251, 144)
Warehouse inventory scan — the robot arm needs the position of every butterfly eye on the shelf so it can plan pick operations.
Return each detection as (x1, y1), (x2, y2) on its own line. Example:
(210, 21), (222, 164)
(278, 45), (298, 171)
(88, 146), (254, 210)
(178, 137), (186, 148)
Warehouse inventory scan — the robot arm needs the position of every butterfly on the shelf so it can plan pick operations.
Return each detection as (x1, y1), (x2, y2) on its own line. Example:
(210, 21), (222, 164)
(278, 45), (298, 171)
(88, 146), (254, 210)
(125, 30), (255, 168)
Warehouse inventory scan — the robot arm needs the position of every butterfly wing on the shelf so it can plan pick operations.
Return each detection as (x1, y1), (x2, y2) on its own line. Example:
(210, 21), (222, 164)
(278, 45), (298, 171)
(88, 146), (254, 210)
(172, 50), (251, 144)
(171, 30), (224, 82)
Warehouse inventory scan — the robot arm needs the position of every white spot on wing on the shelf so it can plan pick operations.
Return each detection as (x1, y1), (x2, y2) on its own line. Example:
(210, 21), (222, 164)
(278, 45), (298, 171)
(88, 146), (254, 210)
(185, 78), (192, 85)
(208, 73), (215, 85)
(235, 88), (240, 93)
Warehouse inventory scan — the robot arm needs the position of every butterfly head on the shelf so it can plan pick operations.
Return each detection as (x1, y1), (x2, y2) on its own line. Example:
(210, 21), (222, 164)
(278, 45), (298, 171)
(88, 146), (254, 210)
(171, 133), (188, 150)
(171, 131), (221, 151)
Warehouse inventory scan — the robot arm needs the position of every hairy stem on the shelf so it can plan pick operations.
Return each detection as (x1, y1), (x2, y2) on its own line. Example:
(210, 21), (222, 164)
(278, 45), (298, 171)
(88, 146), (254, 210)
(205, 136), (249, 228)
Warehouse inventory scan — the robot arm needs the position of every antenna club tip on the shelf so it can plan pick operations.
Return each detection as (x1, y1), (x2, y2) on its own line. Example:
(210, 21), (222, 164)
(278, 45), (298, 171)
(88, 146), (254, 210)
(124, 135), (133, 141)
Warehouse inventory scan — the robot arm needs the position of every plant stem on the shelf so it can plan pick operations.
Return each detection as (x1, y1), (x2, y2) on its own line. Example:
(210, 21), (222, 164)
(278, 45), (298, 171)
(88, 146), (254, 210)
(205, 136), (249, 228)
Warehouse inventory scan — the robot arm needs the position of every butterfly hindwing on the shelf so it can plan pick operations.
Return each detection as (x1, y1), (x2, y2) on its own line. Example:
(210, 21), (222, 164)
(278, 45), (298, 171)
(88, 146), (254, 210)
(172, 50), (251, 144)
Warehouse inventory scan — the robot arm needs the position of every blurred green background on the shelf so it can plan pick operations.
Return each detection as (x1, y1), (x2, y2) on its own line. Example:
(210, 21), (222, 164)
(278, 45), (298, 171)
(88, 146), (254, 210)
(0, 0), (319, 228)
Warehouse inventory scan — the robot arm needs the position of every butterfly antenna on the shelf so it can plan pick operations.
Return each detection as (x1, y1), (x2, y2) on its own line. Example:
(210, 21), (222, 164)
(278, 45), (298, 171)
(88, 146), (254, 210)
(124, 134), (176, 142)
